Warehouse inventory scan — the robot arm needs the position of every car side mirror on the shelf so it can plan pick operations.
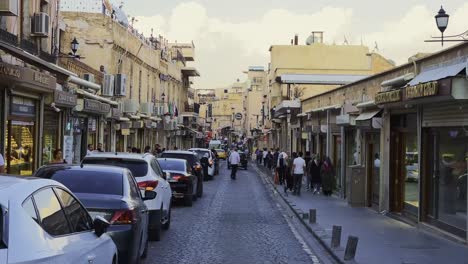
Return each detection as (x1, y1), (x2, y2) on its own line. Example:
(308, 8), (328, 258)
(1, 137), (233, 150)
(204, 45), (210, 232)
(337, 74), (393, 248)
(143, 190), (157, 201)
(93, 216), (110, 237)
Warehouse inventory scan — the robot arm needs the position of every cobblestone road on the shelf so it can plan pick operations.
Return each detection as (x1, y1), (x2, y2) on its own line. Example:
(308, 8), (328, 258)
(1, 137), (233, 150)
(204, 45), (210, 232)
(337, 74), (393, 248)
(143, 161), (319, 264)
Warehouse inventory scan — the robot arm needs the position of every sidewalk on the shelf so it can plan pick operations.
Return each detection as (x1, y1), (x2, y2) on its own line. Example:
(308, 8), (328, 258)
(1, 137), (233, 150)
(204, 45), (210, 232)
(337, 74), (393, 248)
(254, 164), (468, 264)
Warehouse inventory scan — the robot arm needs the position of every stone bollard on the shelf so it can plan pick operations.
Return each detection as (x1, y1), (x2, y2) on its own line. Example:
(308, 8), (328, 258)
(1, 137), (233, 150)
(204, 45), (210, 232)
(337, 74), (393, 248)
(331, 225), (342, 248)
(344, 236), (359, 261)
(309, 209), (316, 224)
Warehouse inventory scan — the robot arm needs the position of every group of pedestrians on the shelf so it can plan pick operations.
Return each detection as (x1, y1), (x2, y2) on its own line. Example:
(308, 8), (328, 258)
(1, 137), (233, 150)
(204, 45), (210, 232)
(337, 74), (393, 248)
(256, 148), (336, 197)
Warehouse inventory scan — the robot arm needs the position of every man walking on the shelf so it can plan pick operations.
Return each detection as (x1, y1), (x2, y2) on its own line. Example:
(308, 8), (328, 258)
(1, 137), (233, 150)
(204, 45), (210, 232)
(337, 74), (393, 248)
(262, 148), (268, 166)
(228, 147), (240, 180)
(292, 152), (306, 196)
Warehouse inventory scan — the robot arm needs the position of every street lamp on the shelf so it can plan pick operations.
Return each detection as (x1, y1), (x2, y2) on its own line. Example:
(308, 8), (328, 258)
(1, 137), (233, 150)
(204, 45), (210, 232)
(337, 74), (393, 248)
(71, 37), (79, 55)
(425, 6), (468, 46)
(161, 92), (165, 102)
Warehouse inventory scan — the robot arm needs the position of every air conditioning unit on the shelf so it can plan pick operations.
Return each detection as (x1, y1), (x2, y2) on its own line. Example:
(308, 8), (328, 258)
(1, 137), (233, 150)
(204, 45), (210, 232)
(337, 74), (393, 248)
(102, 74), (114, 97)
(121, 99), (139, 114)
(31, 13), (49, 37)
(140, 102), (154, 115)
(0, 0), (18, 16)
(83, 73), (95, 83)
(114, 74), (127, 96)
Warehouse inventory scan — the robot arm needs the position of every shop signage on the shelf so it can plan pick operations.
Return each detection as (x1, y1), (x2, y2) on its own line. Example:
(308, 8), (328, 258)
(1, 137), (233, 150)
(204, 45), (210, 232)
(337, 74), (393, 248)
(0, 64), (21, 78)
(33, 72), (50, 86)
(10, 96), (35, 117)
(405, 81), (438, 99)
(100, 103), (111, 114)
(83, 99), (101, 112)
(121, 129), (130, 136)
(54, 90), (77, 107)
(111, 108), (121, 119)
(144, 120), (152, 128)
(0, 62), (56, 92)
(375, 90), (402, 104)
(132, 121), (143, 129)
(120, 122), (131, 129)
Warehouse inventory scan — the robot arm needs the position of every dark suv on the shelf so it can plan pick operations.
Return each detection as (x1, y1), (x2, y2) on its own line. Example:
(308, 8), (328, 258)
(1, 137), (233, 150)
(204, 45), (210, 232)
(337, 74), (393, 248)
(160, 151), (203, 198)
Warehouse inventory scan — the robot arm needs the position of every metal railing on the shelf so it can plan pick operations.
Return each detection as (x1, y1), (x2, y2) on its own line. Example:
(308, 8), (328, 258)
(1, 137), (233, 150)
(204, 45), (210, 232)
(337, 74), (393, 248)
(20, 39), (38, 55)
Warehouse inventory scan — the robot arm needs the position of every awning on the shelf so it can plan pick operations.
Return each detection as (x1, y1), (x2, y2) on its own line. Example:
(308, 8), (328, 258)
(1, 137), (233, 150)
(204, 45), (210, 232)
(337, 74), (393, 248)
(127, 114), (140, 120)
(186, 127), (199, 134)
(408, 60), (467, 86)
(69, 76), (101, 91)
(118, 117), (130, 122)
(150, 117), (162, 122)
(181, 67), (200, 77)
(139, 113), (150, 119)
(0, 41), (77, 77)
(355, 100), (376, 109)
(279, 74), (367, 85)
(355, 109), (382, 121)
(310, 104), (341, 113)
(74, 89), (118, 106)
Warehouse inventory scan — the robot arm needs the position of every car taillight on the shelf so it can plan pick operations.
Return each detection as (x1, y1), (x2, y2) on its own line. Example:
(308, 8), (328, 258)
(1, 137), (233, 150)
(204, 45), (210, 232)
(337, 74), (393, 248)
(110, 209), (136, 225)
(138, 180), (159, 191)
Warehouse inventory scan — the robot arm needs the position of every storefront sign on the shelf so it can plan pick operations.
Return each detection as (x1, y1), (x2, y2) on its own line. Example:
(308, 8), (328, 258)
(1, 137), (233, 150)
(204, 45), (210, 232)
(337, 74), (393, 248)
(100, 103), (111, 114)
(111, 108), (121, 119)
(375, 90), (402, 104)
(0, 64), (21, 78)
(132, 121), (144, 129)
(10, 96), (35, 117)
(54, 90), (77, 107)
(33, 72), (50, 86)
(120, 122), (131, 129)
(83, 99), (101, 112)
(144, 120), (152, 128)
(121, 129), (130, 136)
(405, 81), (438, 99)
(0, 62), (56, 92)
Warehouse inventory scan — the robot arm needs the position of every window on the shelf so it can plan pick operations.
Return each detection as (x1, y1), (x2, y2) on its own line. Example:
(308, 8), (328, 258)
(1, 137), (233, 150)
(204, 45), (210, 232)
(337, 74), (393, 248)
(150, 158), (164, 177)
(127, 173), (141, 199)
(158, 159), (185, 172)
(33, 188), (71, 236)
(54, 188), (93, 233)
(22, 197), (38, 223)
(82, 158), (148, 177)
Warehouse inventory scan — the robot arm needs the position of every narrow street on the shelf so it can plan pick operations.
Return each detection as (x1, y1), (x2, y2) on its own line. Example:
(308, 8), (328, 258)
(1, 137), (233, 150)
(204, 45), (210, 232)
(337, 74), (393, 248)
(144, 161), (323, 264)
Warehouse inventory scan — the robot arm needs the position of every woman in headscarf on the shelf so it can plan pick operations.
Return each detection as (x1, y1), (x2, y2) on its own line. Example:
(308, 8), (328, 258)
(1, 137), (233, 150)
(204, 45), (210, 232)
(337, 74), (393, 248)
(320, 156), (335, 196)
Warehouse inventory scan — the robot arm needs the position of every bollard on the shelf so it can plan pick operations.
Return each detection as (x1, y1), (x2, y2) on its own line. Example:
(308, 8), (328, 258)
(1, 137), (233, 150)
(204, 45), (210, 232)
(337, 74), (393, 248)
(331, 225), (342, 248)
(344, 236), (359, 261)
(309, 209), (316, 224)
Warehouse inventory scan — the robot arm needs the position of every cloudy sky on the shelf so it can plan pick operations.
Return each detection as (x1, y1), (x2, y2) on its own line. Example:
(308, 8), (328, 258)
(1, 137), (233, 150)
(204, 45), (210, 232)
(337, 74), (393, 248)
(122, 0), (468, 89)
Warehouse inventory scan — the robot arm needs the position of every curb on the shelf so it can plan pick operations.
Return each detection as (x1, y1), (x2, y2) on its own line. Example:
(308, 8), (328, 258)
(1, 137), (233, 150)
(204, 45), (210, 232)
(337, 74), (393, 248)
(254, 164), (356, 264)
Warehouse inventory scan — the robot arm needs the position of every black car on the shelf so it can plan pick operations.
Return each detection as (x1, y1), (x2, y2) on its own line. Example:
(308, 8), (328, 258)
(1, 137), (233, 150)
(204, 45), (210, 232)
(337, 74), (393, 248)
(34, 164), (156, 263)
(160, 151), (204, 197)
(227, 151), (248, 170)
(158, 158), (198, 206)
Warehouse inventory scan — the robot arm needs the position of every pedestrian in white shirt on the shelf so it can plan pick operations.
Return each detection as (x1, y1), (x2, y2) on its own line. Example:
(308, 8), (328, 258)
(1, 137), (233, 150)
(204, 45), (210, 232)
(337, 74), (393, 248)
(262, 148), (268, 167)
(292, 152), (306, 196)
(228, 147), (241, 180)
(0, 153), (5, 173)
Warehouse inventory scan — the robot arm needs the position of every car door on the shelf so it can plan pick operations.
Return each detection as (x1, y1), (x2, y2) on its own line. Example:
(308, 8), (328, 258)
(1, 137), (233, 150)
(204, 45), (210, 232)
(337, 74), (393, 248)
(53, 187), (115, 264)
(127, 173), (148, 254)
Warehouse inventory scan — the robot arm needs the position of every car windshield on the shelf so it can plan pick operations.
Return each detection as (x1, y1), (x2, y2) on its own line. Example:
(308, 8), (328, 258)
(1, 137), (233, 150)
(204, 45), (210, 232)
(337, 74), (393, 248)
(158, 159), (185, 172)
(161, 153), (197, 165)
(44, 170), (123, 195)
(82, 158), (148, 177)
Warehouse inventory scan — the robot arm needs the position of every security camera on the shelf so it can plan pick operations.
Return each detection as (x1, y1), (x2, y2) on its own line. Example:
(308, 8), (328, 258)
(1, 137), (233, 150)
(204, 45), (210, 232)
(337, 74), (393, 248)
(50, 103), (61, 113)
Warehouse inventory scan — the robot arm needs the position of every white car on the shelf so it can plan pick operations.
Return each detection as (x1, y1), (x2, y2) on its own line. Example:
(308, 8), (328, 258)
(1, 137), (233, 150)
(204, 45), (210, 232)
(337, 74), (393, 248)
(0, 176), (117, 264)
(82, 153), (172, 241)
(188, 148), (215, 180)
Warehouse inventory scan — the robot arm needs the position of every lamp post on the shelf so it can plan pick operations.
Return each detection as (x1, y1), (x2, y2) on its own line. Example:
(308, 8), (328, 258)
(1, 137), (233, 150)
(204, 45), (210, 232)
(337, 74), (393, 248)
(425, 6), (468, 46)
(67, 37), (82, 59)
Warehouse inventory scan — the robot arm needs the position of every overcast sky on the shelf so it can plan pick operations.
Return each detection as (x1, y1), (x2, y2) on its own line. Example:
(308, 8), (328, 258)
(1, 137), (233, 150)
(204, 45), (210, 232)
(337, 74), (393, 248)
(121, 1), (468, 89)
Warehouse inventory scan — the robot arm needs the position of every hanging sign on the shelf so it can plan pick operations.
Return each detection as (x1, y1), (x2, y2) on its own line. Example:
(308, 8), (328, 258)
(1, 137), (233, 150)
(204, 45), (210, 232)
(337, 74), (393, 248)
(405, 81), (438, 99)
(375, 90), (402, 104)
(10, 96), (35, 117)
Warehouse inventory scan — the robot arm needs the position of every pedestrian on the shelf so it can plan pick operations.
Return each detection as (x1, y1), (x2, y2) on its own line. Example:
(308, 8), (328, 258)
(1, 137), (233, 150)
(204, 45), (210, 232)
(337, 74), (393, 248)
(49, 149), (66, 164)
(283, 153), (294, 194)
(228, 147), (240, 180)
(309, 154), (322, 194)
(127, 146), (132, 153)
(277, 151), (287, 185)
(153, 144), (161, 157)
(144, 145), (151, 153)
(97, 143), (104, 152)
(321, 156), (335, 196)
(255, 148), (261, 164)
(262, 148), (268, 166)
(200, 153), (210, 180)
(0, 152), (5, 173)
(131, 147), (138, 153)
(86, 144), (94, 156)
(304, 151), (312, 190)
(266, 151), (273, 170)
(173, 145), (178, 150)
(292, 152), (306, 196)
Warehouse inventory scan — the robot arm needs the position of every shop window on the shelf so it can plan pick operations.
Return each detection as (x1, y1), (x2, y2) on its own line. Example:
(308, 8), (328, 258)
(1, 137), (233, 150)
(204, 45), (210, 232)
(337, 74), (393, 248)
(42, 110), (60, 165)
(6, 121), (35, 176)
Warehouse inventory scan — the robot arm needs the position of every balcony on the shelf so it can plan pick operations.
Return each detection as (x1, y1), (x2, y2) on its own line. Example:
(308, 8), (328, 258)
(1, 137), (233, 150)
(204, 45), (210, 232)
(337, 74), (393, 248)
(0, 28), (18, 46)
(20, 39), (38, 55)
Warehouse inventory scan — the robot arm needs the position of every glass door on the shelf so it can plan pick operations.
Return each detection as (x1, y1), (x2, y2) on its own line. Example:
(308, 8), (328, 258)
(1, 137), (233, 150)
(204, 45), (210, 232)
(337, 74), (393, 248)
(6, 120), (35, 175)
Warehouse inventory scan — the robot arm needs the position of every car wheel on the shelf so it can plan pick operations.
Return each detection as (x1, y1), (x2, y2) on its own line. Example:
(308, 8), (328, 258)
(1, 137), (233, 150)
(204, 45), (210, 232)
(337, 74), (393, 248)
(141, 234), (149, 259)
(184, 195), (193, 206)
(149, 211), (162, 241)
(163, 207), (171, 230)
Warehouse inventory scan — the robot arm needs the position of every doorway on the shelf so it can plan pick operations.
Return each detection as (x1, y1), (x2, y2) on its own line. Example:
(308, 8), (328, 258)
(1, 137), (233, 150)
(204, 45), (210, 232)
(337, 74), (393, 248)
(366, 133), (380, 207)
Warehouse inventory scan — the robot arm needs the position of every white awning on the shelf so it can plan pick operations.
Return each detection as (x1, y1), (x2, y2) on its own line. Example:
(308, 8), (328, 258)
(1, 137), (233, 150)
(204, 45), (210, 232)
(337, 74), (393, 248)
(74, 89), (118, 106)
(118, 117), (130, 122)
(150, 117), (162, 122)
(355, 109), (382, 121)
(309, 104), (341, 113)
(355, 101), (376, 109)
(69, 76), (101, 91)
(280, 74), (367, 85)
(408, 60), (467, 86)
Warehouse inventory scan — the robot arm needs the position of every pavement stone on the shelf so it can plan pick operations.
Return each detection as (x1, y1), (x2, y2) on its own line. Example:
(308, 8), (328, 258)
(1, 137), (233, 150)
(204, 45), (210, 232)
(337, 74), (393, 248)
(254, 164), (468, 264)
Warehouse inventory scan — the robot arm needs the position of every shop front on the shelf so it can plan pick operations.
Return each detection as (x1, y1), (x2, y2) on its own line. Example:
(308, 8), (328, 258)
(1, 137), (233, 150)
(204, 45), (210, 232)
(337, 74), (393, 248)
(0, 62), (56, 175)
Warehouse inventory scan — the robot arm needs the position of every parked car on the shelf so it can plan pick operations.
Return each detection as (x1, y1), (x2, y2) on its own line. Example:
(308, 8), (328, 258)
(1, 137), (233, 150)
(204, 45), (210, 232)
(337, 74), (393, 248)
(34, 165), (156, 263)
(82, 153), (172, 241)
(216, 149), (227, 160)
(188, 148), (216, 180)
(160, 151), (204, 197)
(158, 158), (198, 206)
(227, 150), (249, 170)
(0, 175), (117, 264)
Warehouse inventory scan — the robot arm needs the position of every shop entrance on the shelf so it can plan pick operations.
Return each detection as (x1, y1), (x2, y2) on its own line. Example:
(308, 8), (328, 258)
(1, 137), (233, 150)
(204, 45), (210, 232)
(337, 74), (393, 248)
(365, 133), (380, 207)
(6, 120), (35, 175)
(390, 114), (419, 217)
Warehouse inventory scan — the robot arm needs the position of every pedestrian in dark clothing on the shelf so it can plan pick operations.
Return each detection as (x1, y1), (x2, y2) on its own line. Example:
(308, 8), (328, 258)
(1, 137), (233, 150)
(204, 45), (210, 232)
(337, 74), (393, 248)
(304, 152), (312, 190)
(200, 153), (210, 180)
(273, 148), (280, 171)
(144, 146), (151, 153)
(321, 157), (335, 196)
(266, 151), (273, 169)
(278, 151), (287, 185)
(284, 154), (295, 193)
(255, 149), (261, 164)
(309, 155), (322, 194)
